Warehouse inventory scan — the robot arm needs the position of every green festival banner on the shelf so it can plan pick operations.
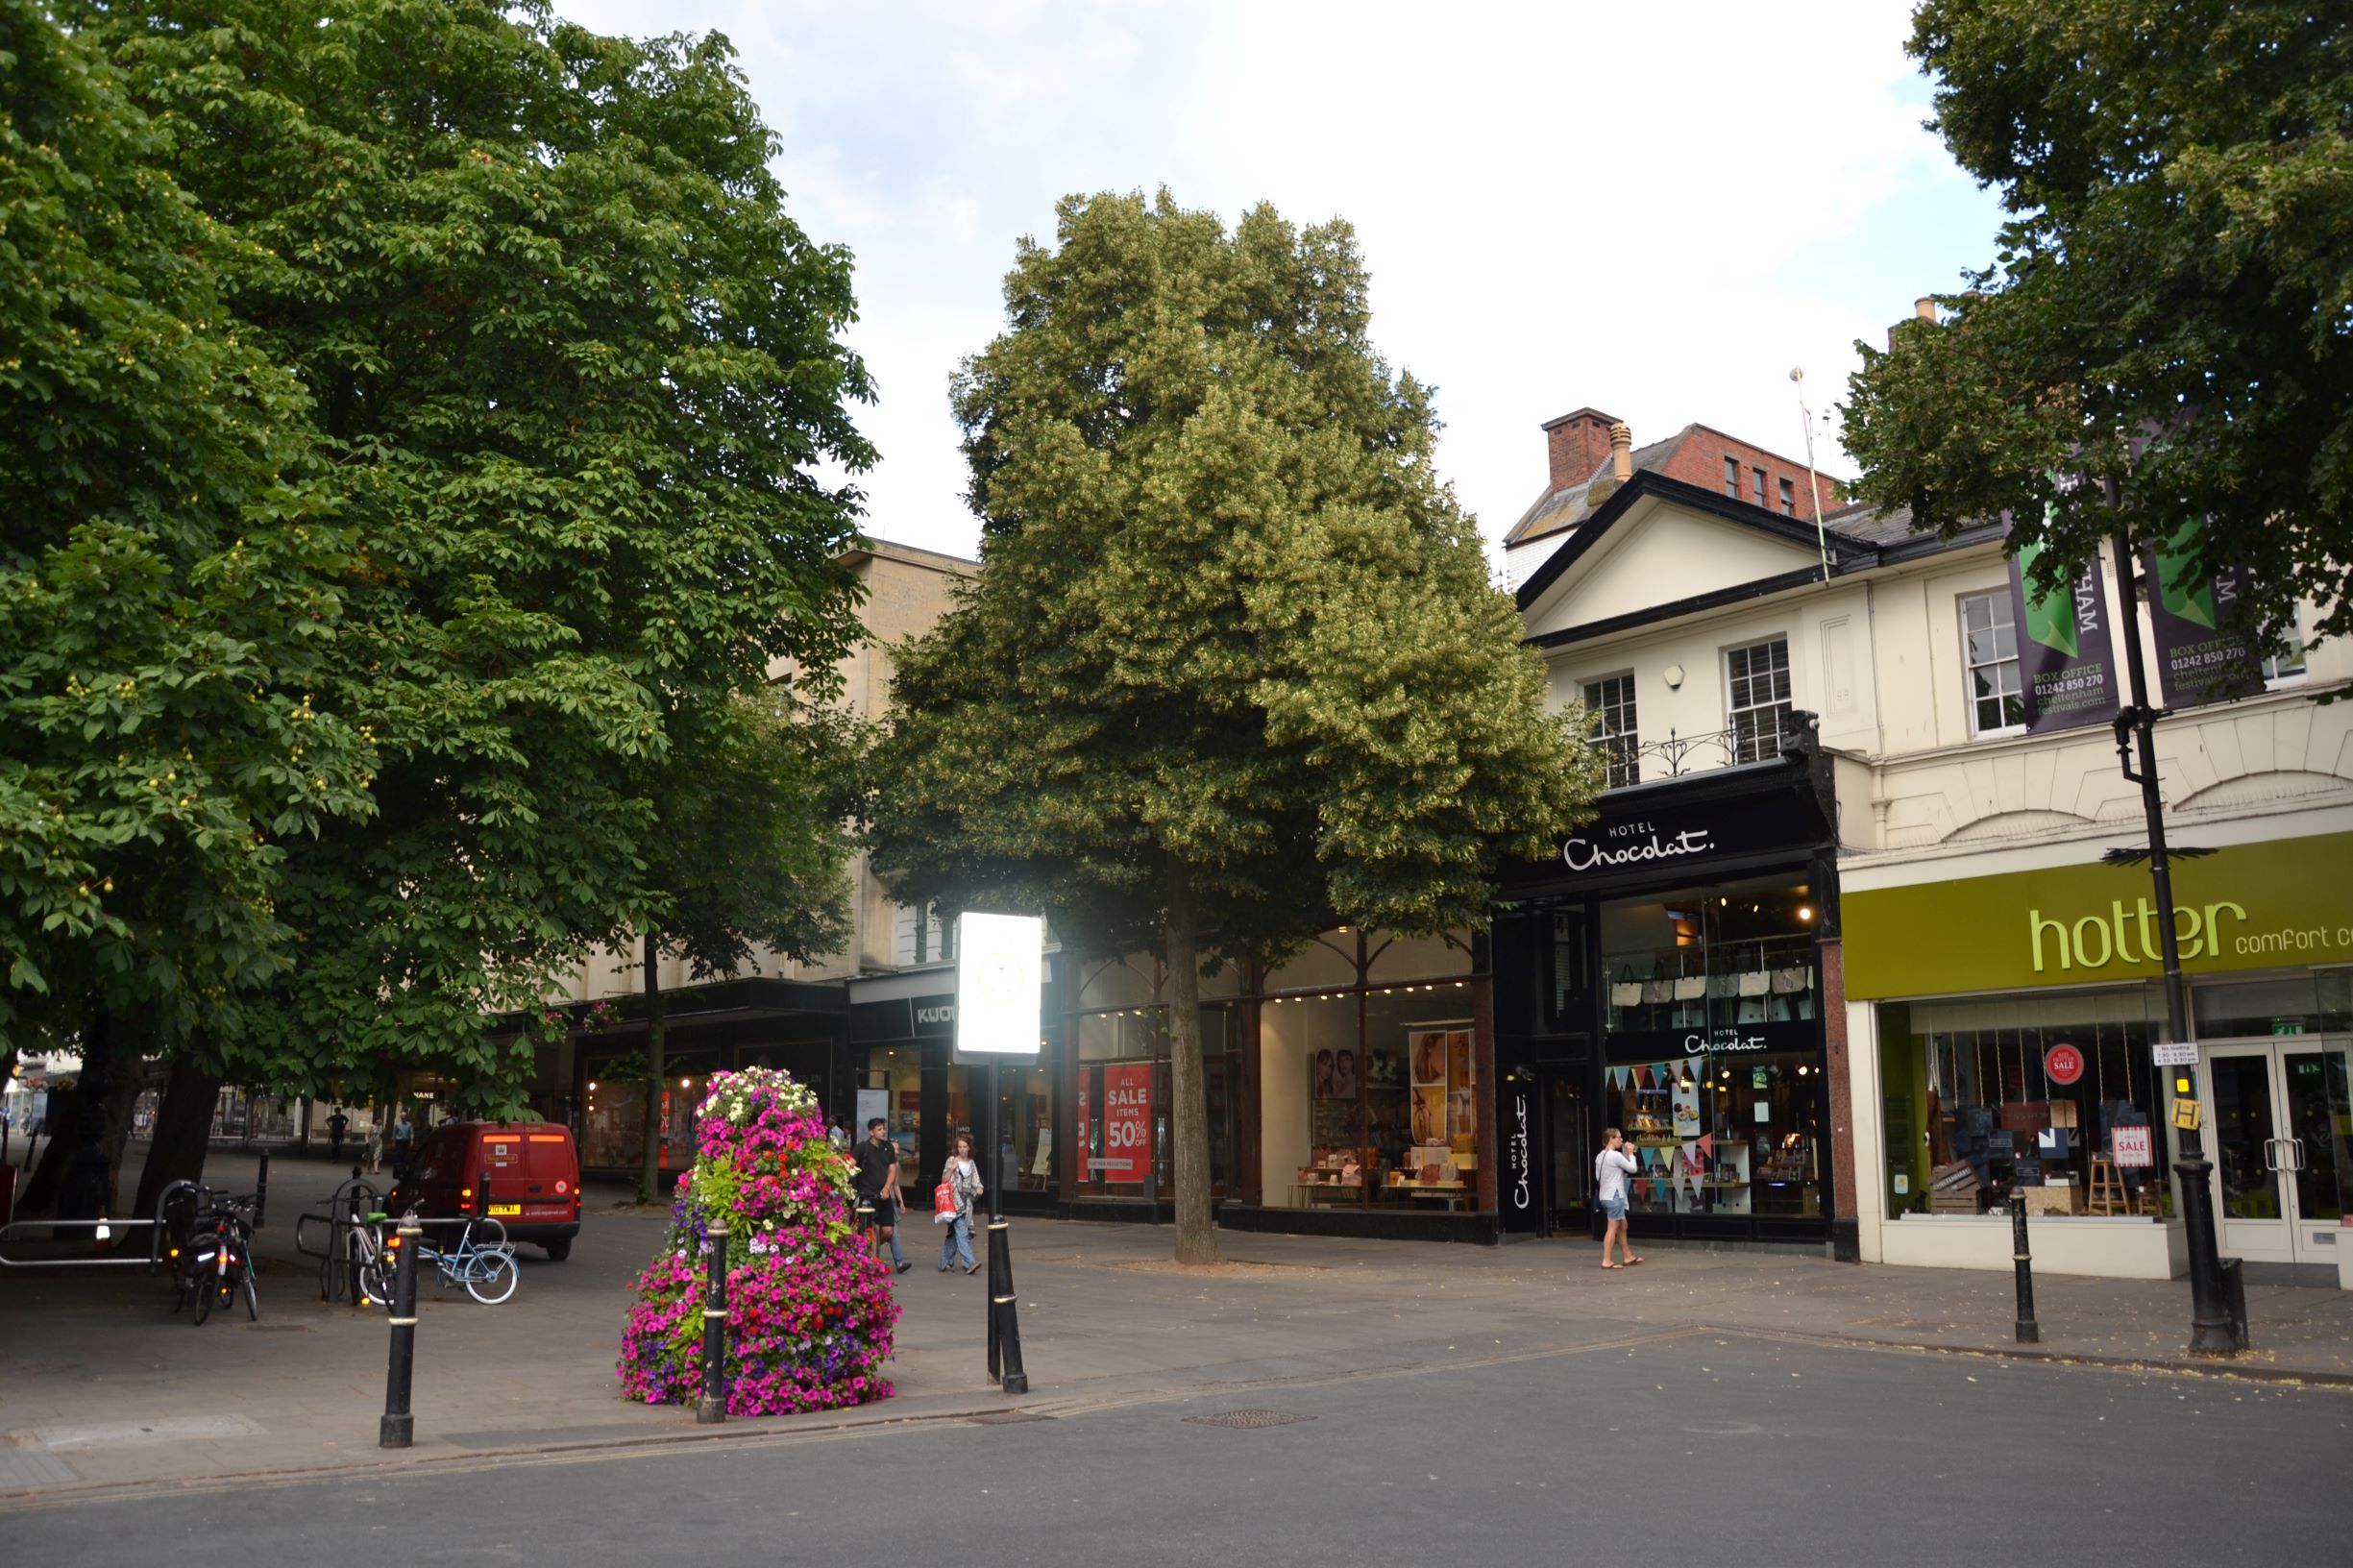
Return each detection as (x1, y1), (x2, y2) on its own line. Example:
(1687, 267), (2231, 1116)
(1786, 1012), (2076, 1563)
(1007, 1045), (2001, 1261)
(2146, 520), (2263, 708)
(2007, 532), (2118, 732)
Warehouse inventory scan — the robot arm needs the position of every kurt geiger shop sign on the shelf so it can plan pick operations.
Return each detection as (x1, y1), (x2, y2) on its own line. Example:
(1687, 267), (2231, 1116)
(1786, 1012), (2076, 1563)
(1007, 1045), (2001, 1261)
(1843, 831), (2353, 1000)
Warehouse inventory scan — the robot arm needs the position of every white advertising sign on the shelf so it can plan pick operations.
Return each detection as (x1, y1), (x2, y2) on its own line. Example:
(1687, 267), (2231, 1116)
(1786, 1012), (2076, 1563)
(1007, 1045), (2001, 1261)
(954, 912), (1044, 1057)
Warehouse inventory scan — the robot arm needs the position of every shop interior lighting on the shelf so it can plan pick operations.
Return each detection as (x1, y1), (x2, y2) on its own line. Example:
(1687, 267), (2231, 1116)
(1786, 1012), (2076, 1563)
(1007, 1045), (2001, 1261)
(1798, 905), (1814, 922)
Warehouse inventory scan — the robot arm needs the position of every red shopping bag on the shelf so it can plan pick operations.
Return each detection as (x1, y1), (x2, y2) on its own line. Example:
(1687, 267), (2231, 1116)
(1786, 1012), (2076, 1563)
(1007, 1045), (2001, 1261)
(933, 1179), (958, 1220)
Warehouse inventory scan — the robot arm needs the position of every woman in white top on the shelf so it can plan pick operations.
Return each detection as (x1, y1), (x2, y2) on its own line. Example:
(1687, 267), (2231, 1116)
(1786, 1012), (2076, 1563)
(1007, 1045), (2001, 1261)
(938, 1134), (985, 1275)
(1595, 1128), (1642, 1269)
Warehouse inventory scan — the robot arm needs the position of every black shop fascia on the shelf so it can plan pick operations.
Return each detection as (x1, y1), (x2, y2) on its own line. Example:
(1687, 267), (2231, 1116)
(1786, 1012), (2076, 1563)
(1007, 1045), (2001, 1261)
(1490, 726), (1841, 1247)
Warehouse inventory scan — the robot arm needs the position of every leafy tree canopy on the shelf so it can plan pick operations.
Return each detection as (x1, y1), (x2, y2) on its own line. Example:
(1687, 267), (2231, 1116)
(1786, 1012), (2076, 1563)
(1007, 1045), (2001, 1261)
(1843, 0), (2352, 643)
(74, 0), (874, 1104)
(0, 0), (373, 1045)
(868, 190), (1599, 1260)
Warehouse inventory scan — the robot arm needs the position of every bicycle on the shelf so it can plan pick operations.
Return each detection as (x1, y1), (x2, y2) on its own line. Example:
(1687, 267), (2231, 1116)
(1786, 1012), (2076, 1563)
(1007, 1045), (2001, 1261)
(184, 1192), (261, 1326)
(410, 1214), (518, 1306)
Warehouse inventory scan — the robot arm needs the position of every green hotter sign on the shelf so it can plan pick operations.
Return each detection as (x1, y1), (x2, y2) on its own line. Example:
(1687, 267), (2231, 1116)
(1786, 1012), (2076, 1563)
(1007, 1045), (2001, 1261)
(1844, 831), (2353, 999)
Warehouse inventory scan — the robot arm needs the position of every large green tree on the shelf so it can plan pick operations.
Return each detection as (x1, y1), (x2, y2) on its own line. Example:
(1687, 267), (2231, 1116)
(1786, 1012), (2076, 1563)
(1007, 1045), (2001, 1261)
(80, 0), (875, 1112)
(1843, 0), (2352, 647)
(868, 192), (1601, 1263)
(1, 0), (375, 1213)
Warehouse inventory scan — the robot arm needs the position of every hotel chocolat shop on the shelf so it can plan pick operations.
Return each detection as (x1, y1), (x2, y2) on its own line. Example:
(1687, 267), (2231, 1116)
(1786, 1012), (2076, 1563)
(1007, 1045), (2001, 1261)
(1492, 748), (1843, 1249)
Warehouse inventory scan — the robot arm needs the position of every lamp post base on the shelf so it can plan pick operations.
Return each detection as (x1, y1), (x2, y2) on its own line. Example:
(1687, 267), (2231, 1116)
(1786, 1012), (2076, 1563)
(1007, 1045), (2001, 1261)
(2174, 1155), (2240, 1358)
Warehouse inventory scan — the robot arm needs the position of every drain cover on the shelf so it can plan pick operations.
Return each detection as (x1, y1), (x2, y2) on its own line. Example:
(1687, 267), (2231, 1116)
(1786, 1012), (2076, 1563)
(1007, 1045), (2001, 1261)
(966, 1409), (1053, 1425)
(1184, 1409), (1315, 1430)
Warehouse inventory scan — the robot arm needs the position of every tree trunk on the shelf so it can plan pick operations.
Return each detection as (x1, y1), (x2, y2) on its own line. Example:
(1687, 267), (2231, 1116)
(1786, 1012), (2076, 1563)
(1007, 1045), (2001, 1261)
(95, 1043), (148, 1209)
(17, 1085), (80, 1215)
(135, 1057), (223, 1220)
(637, 930), (667, 1204)
(1164, 858), (1221, 1265)
(55, 1008), (115, 1220)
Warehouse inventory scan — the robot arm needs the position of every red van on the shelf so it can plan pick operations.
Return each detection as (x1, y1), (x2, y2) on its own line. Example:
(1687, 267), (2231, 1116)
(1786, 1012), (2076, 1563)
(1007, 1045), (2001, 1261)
(392, 1120), (582, 1260)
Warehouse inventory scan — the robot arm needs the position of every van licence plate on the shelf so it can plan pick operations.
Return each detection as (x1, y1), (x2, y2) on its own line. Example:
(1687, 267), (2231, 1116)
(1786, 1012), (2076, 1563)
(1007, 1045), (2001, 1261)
(489, 1204), (522, 1216)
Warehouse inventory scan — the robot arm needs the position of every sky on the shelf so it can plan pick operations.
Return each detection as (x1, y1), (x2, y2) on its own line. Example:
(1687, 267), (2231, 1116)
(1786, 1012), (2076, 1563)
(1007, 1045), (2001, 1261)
(560, 0), (2009, 566)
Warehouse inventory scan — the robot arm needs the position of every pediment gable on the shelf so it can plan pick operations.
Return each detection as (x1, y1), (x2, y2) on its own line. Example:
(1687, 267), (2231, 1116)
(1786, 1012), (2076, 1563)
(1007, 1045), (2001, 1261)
(1520, 490), (1829, 640)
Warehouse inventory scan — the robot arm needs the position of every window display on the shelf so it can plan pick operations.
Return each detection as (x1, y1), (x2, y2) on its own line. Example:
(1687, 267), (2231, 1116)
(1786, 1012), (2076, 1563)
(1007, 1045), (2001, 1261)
(1603, 1051), (1820, 1217)
(1878, 991), (2163, 1219)
(1261, 930), (1482, 1210)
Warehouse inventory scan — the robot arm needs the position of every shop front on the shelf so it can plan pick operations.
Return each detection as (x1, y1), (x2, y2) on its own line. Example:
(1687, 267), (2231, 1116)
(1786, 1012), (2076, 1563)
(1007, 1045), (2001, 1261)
(1493, 744), (1843, 1250)
(572, 977), (847, 1183)
(1844, 824), (2353, 1285)
(849, 967), (1066, 1216)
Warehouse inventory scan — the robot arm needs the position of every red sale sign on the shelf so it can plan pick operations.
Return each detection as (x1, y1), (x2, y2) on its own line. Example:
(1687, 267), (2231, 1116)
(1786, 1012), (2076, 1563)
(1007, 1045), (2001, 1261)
(2112, 1125), (2154, 1168)
(1098, 1064), (1151, 1178)
(2045, 1042), (2086, 1086)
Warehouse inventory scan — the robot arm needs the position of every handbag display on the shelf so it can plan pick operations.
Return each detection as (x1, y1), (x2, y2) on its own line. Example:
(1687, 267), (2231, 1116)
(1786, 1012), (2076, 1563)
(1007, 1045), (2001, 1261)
(1672, 974), (1706, 1001)
(1610, 982), (1643, 1008)
(1736, 970), (1771, 997)
(1770, 966), (1809, 994)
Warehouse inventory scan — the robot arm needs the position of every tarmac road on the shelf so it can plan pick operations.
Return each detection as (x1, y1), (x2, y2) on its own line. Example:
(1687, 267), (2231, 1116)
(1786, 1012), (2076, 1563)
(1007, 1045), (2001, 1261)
(10, 1328), (2347, 1564)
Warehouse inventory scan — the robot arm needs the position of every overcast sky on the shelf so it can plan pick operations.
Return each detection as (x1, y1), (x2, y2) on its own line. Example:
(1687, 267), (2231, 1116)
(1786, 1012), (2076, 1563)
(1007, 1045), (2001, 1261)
(561, 0), (2006, 565)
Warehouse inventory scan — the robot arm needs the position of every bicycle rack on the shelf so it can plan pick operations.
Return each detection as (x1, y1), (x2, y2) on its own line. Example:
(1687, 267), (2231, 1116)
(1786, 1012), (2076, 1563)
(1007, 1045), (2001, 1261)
(296, 1176), (385, 1305)
(0, 1179), (202, 1270)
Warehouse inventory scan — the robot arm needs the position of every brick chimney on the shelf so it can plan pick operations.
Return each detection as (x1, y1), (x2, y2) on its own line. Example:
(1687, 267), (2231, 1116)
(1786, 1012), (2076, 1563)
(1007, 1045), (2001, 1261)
(1541, 407), (1622, 495)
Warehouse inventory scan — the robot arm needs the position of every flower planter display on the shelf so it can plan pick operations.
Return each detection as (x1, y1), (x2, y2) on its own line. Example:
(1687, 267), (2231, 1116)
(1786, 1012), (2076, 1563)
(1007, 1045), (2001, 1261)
(619, 1068), (899, 1415)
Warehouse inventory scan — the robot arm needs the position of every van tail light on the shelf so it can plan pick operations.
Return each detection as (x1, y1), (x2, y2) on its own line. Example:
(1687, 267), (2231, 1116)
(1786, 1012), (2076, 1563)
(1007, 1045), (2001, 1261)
(460, 1187), (474, 1200)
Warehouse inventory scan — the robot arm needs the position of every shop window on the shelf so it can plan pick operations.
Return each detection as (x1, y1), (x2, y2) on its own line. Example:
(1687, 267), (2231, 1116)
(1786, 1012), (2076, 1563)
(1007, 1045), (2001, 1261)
(1960, 590), (2026, 735)
(1366, 931), (1475, 986)
(1262, 947), (1479, 1210)
(1074, 1004), (1236, 1198)
(1265, 931), (1360, 992)
(1725, 637), (1792, 764)
(1600, 875), (1817, 1039)
(1877, 991), (2162, 1221)
(1604, 1050), (1823, 1217)
(1541, 908), (1589, 1035)
(1581, 672), (1639, 789)
(2194, 974), (2330, 1040)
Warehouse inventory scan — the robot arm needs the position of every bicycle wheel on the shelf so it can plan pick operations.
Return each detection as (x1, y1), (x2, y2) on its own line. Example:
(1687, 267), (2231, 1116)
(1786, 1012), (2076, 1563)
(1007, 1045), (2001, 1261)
(241, 1263), (261, 1322)
(192, 1267), (216, 1326)
(464, 1251), (517, 1306)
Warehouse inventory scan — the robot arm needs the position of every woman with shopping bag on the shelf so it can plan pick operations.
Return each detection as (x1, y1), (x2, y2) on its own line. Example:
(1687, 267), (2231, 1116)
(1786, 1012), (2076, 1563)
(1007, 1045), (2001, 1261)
(935, 1134), (985, 1275)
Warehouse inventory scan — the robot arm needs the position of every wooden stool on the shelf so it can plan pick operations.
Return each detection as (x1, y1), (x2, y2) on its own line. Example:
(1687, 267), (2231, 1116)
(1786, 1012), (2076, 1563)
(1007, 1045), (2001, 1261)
(2086, 1156), (2127, 1214)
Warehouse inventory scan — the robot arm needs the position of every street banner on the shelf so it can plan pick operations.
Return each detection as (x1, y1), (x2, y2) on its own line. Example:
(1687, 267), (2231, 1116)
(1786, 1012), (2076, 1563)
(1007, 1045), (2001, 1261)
(2008, 534), (2119, 732)
(2146, 520), (2263, 708)
(1098, 1064), (1151, 1179)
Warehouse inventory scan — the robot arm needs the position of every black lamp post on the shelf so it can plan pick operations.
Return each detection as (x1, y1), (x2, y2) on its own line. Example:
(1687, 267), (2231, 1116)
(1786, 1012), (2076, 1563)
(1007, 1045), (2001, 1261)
(2101, 479), (2235, 1357)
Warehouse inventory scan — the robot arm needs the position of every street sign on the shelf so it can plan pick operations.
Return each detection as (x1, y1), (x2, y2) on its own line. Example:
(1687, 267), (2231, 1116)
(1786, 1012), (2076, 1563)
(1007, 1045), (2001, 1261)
(2044, 1042), (2086, 1086)
(953, 912), (1044, 1058)
(2171, 1097), (2203, 1132)
(2152, 1042), (2198, 1067)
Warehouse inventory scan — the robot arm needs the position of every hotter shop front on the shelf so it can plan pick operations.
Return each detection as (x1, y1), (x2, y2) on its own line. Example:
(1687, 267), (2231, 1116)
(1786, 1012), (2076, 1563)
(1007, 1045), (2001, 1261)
(1843, 825), (2353, 1283)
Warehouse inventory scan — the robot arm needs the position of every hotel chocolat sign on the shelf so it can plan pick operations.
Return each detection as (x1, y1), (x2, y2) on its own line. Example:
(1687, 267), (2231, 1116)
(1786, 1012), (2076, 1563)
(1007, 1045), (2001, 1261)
(1555, 793), (1817, 884)
(1507, 1088), (1534, 1215)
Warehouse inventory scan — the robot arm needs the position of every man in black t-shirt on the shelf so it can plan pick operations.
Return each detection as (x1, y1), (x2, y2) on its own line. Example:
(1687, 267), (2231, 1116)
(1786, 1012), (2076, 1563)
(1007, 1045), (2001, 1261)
(852, 1117), (911, 1273)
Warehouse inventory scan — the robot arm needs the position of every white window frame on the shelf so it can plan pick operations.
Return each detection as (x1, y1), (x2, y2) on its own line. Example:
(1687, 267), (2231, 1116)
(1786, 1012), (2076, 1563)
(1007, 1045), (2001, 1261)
(1581, 671), (1640, 789)
(2262, 604), (2309, 687)
(1959, 589), (2028, 738)
(1724, 637), (1793, 765)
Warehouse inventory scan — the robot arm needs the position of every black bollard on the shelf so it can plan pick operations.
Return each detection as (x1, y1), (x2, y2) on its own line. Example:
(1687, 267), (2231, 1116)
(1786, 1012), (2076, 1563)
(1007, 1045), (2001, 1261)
(986, 1217), (1028, 1396)
(697, 1219), (730, 1424)
(380, 1213), (422, 1448)
(255, 1150), (270, 1229)
(2009, 1185), (2039, 1345)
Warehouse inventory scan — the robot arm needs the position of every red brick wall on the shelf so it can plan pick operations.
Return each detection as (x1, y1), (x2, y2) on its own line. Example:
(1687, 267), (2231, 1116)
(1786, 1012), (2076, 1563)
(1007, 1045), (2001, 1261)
(1661, 432), (1843, 522)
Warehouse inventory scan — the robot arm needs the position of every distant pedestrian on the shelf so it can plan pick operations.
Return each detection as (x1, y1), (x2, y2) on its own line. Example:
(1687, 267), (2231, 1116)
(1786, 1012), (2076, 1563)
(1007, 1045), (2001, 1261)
(365, 1115), (383, 1175)
(326, 1107), (350, 1162)
(1595, 1127), (1642, 1270)
(390, 1112), (415, 1180)
(852, 1117), (911, 1274)
(937, 1134), (984, 1275)
(1, 1107), (11, 1164)
(827, 1116), (848, 1151)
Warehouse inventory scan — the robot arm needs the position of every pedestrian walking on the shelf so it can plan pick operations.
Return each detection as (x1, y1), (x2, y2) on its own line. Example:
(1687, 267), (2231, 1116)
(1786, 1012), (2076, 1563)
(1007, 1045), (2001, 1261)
(827, 1115), (847, 1151)
(1595, 1127), (1642, 1270)
(851, 1117), (912, 1274)
(326, 1106), (350, 1163)
(365, 1115), (383, 1175)
(936, 1133), (984, 1275)
(390, 1111), (415, 1181)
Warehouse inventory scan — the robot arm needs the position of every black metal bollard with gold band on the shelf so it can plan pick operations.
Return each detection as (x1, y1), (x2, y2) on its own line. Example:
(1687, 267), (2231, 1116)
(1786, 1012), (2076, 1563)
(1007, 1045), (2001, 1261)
(380, 1213), (423, 1448)
(985, 1217), (1028, 1396)
(698, 1219), (730, 1424)
(2010, 1185), (2039, 1345)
